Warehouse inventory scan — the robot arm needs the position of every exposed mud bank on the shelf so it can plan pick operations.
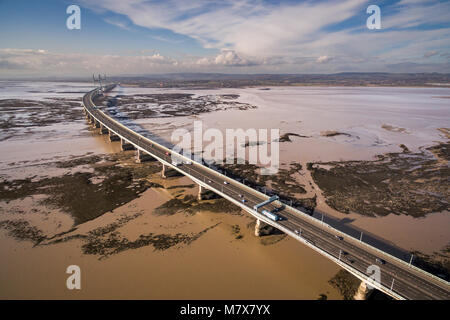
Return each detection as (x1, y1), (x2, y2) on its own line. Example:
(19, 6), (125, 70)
(97, 93), (257, 119)
(0, 152), (162, 224)
(308, 136), (449, 218)
(0, 98), (82, 141)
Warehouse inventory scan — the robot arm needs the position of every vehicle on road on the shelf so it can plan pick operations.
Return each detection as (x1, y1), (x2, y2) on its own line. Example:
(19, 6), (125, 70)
(261, 209), (281, 221)
(223, 181), (228, 185)
(241, 199), (247, 203)
(294, 229), (300, 235)
(375, 258), (386, 265)
(335, 235), (344, 240)
(171, 161), (179, 167)
(165, 151), (169, 156)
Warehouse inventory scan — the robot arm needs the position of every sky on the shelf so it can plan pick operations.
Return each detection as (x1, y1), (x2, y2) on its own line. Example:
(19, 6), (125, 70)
(0, 0), (449, 77)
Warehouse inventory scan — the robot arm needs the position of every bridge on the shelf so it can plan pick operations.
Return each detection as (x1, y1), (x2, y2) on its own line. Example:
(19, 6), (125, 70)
(82, 85), (450, 300)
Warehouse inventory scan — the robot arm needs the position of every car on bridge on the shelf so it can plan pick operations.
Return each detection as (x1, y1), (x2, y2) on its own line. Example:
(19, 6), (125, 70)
(335, 235), (344, 241)
(223, 181), (229, 185)
(375, 258), (386, 265)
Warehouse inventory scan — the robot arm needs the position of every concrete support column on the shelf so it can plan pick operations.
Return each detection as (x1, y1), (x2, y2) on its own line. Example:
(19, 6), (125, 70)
(161, 163), (167, 178)
(353, 281), (373, 300)
(120, 138), (135, 151)
(100, 124), (108, 135)
(198, 185), (203, 201)
(255, 219), (263, 237)
(135, 149), (152, 163)
(109, 130), (120, 142)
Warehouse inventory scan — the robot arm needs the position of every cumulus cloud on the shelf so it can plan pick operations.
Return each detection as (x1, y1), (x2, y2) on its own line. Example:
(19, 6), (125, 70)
(195, 50), (296, 68)
(0, 49), (177, 77)
(213, 50), (259, 66)
(0, 48), (289, 76)
(316, 55), (333, 63)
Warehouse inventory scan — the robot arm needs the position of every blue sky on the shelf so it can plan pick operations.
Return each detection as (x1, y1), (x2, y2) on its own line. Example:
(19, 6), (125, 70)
(0, 0), (449, 77)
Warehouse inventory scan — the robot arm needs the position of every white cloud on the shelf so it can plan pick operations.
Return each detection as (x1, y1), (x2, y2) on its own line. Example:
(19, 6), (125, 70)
(0, 49), (177, 76)
(383, 0), (450, 29)
(3, 0), (450, 75)
(213, 50), (258, 66)
(81, 0), (365, 57)
(316, 55), (333, 63)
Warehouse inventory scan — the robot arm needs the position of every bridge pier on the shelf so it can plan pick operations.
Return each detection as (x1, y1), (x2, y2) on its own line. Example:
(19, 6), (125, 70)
(92, 119), (101, 128)
(353, 281), (374, 300)
(108, 130), (120, 141)
(135, 149), (153, 163)
(161, 164), (167, 179)
(255, 219), (264, 237)
(100, 124), (108, 135)
(198, 185), (204, 201)
(120, 138), (135, 151)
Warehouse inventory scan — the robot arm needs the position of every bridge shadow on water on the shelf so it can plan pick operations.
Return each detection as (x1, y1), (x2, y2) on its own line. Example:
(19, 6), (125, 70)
(98, 88), (448, 281)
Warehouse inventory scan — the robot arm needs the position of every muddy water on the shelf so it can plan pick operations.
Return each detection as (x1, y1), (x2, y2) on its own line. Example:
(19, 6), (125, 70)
(0, 182), (341, 299)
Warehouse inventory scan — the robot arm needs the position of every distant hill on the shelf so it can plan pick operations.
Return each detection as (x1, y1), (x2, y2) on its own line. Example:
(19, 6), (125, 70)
(110, 72), (450, 88)
(5, 72), (450, 88)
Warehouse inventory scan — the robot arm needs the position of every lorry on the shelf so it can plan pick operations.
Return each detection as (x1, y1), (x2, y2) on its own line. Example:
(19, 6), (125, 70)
(261, 209), (281, 221)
